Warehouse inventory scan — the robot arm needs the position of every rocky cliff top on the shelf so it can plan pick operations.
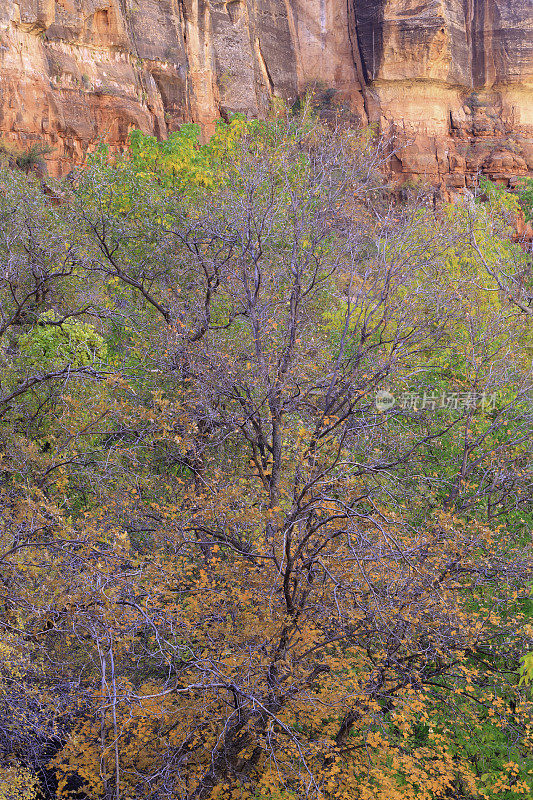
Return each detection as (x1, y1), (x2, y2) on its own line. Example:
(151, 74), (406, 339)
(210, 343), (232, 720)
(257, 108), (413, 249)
(1, 0), (531, 188)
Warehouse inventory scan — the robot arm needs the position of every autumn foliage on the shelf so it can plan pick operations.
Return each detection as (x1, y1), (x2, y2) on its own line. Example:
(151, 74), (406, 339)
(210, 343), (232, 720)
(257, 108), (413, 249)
(0, 108), (532, 800)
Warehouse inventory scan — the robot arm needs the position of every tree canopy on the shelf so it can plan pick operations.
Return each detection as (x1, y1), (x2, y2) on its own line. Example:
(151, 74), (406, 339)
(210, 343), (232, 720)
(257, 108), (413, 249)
(0, 108), (532, 800)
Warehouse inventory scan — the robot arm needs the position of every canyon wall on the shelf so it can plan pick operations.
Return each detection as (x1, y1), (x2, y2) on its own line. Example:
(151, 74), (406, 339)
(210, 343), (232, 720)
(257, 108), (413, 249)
(0, 0), (531, 187)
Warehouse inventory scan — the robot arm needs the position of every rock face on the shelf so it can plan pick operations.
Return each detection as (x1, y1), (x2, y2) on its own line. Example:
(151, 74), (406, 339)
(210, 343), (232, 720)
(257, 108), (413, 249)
(351, 0), (533, 190)
(0, 0), (531, 186)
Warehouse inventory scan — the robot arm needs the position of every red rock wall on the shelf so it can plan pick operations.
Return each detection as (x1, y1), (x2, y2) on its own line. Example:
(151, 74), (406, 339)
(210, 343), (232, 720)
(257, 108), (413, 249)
(0, 0), (531, 186)
(351, 0), (533, 191)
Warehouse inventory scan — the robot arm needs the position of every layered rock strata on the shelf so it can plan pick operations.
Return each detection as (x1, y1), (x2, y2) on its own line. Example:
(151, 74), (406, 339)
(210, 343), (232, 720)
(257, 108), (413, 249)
(0, 0), (531, 186)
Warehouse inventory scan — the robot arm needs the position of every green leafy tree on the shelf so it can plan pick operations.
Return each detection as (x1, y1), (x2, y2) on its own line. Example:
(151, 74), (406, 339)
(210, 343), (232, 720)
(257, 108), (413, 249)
(18, 310), (107, 369)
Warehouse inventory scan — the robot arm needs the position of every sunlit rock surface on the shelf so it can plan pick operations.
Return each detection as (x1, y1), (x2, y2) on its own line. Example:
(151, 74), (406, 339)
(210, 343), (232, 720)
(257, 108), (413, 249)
(0, 0), (531, 185)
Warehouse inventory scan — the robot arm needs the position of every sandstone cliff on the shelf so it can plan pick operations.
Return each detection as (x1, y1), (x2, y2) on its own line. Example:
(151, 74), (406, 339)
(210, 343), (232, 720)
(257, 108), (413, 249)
(0, 0), (531, 187)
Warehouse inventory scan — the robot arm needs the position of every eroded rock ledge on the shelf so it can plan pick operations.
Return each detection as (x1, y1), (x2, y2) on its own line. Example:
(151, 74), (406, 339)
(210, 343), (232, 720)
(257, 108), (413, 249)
(1, 0), (531, 187)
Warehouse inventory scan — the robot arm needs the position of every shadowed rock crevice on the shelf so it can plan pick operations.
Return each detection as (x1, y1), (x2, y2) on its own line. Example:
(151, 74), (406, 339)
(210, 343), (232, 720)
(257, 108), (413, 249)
(351, 0), (386, 82)
(471, 0), (503, 88)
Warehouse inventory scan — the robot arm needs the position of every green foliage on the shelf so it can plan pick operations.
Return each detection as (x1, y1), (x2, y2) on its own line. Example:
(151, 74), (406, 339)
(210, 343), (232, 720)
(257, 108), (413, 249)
(18, 310), (107, 369)
(0, 139), (53, 174)
(519, 652), (533, 686)
(479, 175), (533, 221)
(127, 115), (257, 190)
(516, 177), (533, 222)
